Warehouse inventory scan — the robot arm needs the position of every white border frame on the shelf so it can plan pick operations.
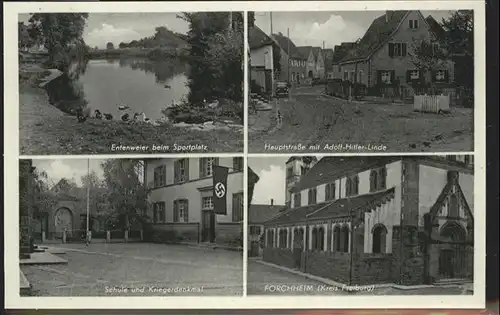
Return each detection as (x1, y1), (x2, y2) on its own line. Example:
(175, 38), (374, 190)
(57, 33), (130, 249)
(4, 0), (486, 310)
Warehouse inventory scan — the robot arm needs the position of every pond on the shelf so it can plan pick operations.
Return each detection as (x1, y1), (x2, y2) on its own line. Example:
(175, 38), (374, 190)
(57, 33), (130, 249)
(45, 58), (189, 121)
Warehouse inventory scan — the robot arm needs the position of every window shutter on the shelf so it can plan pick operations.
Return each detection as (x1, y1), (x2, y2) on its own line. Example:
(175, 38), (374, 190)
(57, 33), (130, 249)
(444, 70), (449, 82)
(406, 70), (411, 83)
(431, 70), (436, 82)
(173, 200), (178, 222)
(199, 158), (204, 178)
(377, 71), (382, 85)
(174, 161), (178, 183)
(185, 200), (189, 222)
(388, 43), (394, 58)
(402, 43), (407, 56)
(214, 158), (219, 167)
(185, 159), (190, 181)
(415, 19), (419, 29)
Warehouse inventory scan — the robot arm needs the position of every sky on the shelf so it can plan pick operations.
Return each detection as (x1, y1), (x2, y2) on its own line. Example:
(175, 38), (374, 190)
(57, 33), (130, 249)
(248, 157), (289, 206)
(32, 159), (106, 187)
(18, 13), (189, 48)
(254, 10), (455, 49)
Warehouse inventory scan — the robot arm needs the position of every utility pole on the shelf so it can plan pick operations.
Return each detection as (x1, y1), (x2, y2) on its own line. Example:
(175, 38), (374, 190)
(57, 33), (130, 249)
(287, 28), (290, 85)
(86, 159), (90, 246)
(269, 12), (275, 97)
(228, 12), (233, 30)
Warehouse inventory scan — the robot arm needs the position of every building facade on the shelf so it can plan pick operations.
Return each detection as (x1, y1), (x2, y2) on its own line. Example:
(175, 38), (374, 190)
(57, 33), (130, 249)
(248, 200), (284, 257)
(303, 47), (325, 79)
(285, 157), (318, 208)
(145, 157), (244, 247)
(271, 33), (308, 85)
(334, 11), (454, 98)
(249, 26), (275, 94)
(262, 156), (474, 286)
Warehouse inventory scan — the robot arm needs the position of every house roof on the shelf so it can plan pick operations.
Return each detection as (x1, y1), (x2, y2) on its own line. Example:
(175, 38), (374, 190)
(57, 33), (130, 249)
(332, 42), (357, 63)
(289, 156), (400, 193)
(425, 15), (446, 39)
(248, 25), (274, 50)
(265, 187), (395, 225)
(307, 187), (396, 220)
(340, 10), (409, 63)
(249, 204), (285, 224)
(296, 46), (313, 59)
(271, 33), (306, 60)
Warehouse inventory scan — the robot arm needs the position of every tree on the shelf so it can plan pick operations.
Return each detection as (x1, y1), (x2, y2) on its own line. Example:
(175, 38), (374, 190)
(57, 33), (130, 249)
(18, 22), (35, 51)
(27, 13), (89, 70)
(178, 12), (243, 105)
(409, 39), (447, 94)
(80, 171), (108, 220)
(101, 159), (150, 230)
(106, 42), (114, 50)
(118, 42), (127, 49)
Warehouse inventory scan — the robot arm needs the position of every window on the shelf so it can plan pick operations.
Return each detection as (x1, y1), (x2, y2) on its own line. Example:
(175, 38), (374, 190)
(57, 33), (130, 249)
(434, 70), (448, 82)
(333, 226), (341, 251)
(372, 225), (388, 253)
(448, 194), (459, 218)
(232, 192), (243, 222)
(250, 225), (261, 235)
(388, 42), (407, 57)
(409, 19), (419, 29)
(358, 70), (363, 83)
(346, 175), (359, 197)
(279, 229), (288, 248)
(343, 70), (349, 81)
(153, 202), (165, 223)
(312, 226), (325, 251)
(267, 229), (275, 247)
(232, 157), (243, 172)
(308, 188), (317, 205)
(370, 168), (387, 192)
(410, 70), (420, 80)
(202, 196), (214, 210)
(293, 193), (301, 207)
(173, 199), (188, 223)
(174, 159), (189, 183)
(325, 183), (336, 201)
(341, 226), (349, 252)
(380, 71), (392, 84)
(153, 165), (166, 187)
(199, 158), (219, 178)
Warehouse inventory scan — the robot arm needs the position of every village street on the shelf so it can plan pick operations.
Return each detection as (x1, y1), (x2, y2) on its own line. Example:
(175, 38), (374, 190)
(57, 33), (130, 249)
(21, 243), (243, 296)
(248, 85), (473, 153)
(247, 260), (470, 296)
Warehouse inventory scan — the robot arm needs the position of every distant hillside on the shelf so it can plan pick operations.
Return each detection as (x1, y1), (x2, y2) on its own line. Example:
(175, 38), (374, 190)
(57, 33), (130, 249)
(118, 26), (188, 49)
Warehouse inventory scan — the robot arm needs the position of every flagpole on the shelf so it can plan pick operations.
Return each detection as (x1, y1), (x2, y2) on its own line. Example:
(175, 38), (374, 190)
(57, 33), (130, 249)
(86, 159), (90, 245)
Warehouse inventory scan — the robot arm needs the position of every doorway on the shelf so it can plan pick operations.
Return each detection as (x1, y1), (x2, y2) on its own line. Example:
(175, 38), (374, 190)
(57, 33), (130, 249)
(202, 210), (216, 243)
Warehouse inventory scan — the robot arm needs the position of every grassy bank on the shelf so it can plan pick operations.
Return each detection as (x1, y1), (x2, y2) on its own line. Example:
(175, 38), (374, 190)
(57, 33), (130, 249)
(19, 84), (243, 154)
(86, 47), (189, 61)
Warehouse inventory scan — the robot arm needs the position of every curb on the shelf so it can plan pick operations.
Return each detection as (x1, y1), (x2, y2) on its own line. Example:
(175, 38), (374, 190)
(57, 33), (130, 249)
(255, 259), (471, 292)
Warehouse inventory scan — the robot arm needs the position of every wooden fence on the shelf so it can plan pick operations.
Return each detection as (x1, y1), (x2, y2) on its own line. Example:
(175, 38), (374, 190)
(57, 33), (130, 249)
(414, 94), (450, 113)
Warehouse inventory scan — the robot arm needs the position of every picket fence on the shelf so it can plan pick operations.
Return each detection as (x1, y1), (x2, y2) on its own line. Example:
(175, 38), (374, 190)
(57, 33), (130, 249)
(414, 94), (450, 113)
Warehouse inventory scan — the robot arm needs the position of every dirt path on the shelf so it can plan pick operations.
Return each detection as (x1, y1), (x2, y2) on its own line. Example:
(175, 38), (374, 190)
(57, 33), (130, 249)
(19, 86), (243, 154)
(249, 89), (473, 153)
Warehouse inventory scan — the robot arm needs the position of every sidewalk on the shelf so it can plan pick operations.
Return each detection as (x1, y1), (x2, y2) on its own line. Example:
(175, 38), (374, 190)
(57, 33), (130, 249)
(255, 259), (472, 294)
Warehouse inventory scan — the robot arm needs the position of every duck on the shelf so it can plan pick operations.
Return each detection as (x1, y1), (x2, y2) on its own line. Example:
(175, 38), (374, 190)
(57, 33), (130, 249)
(118, 105), (130, 110)
(121, 113), (130, 122)
(94, 109), (103, 119)
(164, 84), (171, 89)
(133, 113), (141, 121)
(141, 112), (148, 123)
(76, 108), (87, 123)
(207, 100), (219, 109)
(103, 113), (113, 120)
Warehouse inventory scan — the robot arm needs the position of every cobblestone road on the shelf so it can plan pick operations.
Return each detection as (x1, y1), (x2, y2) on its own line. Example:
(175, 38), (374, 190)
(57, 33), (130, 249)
(22, 243), (243, 296)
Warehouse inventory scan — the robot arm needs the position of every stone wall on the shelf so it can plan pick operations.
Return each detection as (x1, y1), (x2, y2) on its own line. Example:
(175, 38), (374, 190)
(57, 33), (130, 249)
(149, 223), (200, 243)
(351, 254), (395, 284)
(304, 251), (351, 284)
(216, 222), (242, 248)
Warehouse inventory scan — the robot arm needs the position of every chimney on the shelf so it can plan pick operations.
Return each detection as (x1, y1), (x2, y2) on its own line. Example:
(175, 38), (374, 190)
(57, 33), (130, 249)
(385, 11), (392, 23)
(271, 199), (274, 206)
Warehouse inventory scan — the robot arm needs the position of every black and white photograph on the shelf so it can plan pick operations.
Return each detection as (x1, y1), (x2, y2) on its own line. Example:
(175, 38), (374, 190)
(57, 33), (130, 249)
(247, 155), (474, 295)
(19, 157), (244, 296)
(18, 12), (244, 155)
(248, 10), (474, 153)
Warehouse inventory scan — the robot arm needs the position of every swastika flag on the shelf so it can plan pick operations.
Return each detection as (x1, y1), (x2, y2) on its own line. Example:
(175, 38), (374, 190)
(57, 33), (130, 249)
(213, 165), (229, 215)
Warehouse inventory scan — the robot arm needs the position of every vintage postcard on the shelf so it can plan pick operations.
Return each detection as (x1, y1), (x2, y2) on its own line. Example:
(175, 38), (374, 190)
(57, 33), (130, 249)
(3, 0), (485, 311)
